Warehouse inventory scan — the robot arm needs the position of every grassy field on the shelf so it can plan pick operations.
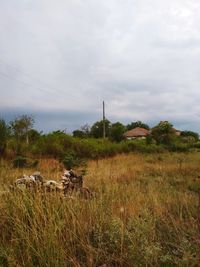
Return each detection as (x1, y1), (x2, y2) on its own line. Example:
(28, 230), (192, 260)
(0, 152), (200, 267)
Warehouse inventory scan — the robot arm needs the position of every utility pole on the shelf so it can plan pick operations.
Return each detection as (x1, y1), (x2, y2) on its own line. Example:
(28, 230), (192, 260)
(103, 100), (106, 139)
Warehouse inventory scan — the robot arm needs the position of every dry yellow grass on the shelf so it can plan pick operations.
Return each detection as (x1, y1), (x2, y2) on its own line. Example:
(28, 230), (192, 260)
(0, 152), (200, 266)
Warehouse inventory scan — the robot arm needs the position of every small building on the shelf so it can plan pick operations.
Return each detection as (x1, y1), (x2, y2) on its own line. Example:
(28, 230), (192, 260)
(124, 127), (150, 140)
(172, 128), (181, 136)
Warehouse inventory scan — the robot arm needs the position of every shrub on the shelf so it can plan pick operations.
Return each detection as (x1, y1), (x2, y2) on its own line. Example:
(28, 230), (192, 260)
(12, 156), (39, 168)
(192, 141), (200, 149)
(62, 151), (78, 169)
(62, 151), (86, 170)
(169, 143), (190, 152)
(12, 156), (28, 168)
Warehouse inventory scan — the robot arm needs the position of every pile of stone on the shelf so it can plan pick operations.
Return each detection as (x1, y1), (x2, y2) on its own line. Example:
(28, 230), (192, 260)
(15, 171), (43, 189)
(61, 169), (83, 194)
(13, 169), (92, 198)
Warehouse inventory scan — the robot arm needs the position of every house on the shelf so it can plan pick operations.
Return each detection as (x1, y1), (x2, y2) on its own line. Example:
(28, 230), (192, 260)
(124, 127), (150, 140)
(172, 128), (181, 136)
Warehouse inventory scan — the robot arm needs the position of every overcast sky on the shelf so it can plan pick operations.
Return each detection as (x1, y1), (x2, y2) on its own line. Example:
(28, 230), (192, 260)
(0, 0), (200, 133)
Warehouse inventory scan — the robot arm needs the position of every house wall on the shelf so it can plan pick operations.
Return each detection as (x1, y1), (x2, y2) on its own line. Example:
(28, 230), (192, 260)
(126, 136), (146, 140)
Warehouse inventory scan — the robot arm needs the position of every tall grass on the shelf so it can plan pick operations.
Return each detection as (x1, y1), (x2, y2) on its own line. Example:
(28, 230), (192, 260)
(0, 153), (200, 266)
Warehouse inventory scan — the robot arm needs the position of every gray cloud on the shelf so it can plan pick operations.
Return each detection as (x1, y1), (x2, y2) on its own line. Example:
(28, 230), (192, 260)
(0, 0), (200, 132)
(0, 108), (99, 133)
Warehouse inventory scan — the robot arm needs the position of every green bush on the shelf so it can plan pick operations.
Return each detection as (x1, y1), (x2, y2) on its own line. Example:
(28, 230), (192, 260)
(192, 141), (200, 149)
(62, 150), (87, 171)
(169, 143), (190, 152)
(12, 156), (28, 168)
(12, 129), (196, 161)
(62, 151), (78, 169)
(12, 156), (39, 168)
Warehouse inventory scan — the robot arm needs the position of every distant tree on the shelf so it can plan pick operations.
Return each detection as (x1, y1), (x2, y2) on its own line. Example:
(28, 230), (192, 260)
(126, 121), (150, 131)
(109, 122), (126, 142)
(73, 124), (91, 138)
(0, 119), (9, 154)
(28, 129), (41, 143)
(151, 121), (175, 145)
(181, 131), (199, 142)
(73, 130), (86, 138)
(90, 119), (111, 138)
(80, 124), (91, 136)
(10, 115), (34, 154)
(146, 134), (156, 145)
(10, 115), (34, 144)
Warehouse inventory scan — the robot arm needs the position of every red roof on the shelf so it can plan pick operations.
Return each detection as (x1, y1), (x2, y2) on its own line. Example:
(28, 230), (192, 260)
(124, 127), (150, 137)
(172, 128), (181, 136)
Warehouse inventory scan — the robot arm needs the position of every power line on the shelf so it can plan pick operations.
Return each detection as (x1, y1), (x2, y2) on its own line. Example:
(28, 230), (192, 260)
(0, 59), (64, 94)
(0, 59), (78, 100)
(0, 70), (28, 87)
(0, 70), (61, 97)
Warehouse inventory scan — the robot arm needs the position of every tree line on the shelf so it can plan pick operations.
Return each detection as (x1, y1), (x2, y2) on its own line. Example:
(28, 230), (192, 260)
(73, 120), (199, 144)
(0, 115), (199, 161)
(73, 120), (149, 141)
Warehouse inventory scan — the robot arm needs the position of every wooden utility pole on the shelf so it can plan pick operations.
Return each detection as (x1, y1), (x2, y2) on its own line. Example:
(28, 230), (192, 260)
(103, 101), (106, 139)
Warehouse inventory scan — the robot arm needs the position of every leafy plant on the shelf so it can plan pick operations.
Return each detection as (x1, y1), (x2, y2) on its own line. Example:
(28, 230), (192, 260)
(12, 156), (28, 168)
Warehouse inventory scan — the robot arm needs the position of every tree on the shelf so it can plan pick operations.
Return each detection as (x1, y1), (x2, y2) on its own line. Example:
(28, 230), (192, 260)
(109, 122), (126, 142)
(90, 119), (111, 138)
(0, 119), (9, 154)
(126, 121), (149, 131)
(73, 124), (91, 138)
(28, 129), (41, 143)
(151, 121), (175, 145)
(10, 115), (34, 144)
(181, 131), (199, 142)
(80, 124), (91, 136)
(73, 130), (86, 138)
(10, 115), (34, 154)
